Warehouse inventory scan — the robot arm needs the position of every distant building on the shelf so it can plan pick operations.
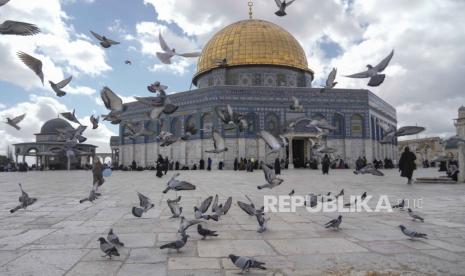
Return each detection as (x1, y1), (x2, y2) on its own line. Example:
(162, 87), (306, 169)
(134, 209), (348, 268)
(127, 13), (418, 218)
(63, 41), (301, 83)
(13, 118), (96, 169)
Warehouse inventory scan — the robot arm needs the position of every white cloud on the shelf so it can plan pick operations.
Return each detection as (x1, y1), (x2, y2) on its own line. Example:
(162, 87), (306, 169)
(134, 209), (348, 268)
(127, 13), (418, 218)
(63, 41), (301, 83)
(66, 85), (97, 96)
(0, 0), (111, 91)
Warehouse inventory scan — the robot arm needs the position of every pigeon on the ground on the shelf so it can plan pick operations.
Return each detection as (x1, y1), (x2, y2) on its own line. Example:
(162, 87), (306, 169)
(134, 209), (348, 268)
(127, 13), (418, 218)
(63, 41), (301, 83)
(335, 189), (344, 198)
(49, 76), (72, 97)
(229, 254), (266, 273)
(399, 225), (428, 240)
(178, 216), (202, 233)
(209, 196), (232, 221)
(90, 115), (99, 129)
(258, 130), (284, 155)
(345, 49), (394, 87)
(289, 96), (303, 112)
(289, 189), (295, 196)
(408, 208), (424, 222)
(98, 237), (120, 259)
(274, 0), (296, 17)
(353, 164), (384, 176)
(255, 211), (270, 233)
(257, 162), (284, 189)
(321, 67), (337, 91)
(101, 86), (126, 125)
(194, 196), (213, 220)
(163, 173), (196, 193)
(60, 109), (82, 125)
(0, 0), (10, 7)
(197, 224), (218, 240)
(132, 192), (155, 218)
(17, 51), (44, 85)
(205, 130), (228, 153)
(10, 183), (37, 213)
(107, 229), (124, 247)
(0, 20), (41, 36)
(156, 32), (200, 64)
(90, 31), (120, 48)
(325, 215), (342, 230)
(167, 196), (183, 218)
(5, 113), (26, 130)
(79, 187), (100, 204)
(392, 199), (405, 209)
(160, 231), (189, 252)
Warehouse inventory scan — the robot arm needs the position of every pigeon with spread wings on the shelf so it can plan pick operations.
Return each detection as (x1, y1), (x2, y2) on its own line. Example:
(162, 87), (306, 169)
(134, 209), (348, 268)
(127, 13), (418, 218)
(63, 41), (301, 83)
(156, 32), (201, 64)
(1, 20), (41, 36)
(345, 50), (394, 87)
(90, 31), (120, 48)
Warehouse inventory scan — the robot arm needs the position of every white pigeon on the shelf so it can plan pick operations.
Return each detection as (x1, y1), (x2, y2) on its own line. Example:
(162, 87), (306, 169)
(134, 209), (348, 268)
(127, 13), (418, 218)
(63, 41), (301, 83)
(5, 113), (26, 130)
(345, 49), (394, 87)
(322, 67), (337, 90)
(156, 32), (201, 64)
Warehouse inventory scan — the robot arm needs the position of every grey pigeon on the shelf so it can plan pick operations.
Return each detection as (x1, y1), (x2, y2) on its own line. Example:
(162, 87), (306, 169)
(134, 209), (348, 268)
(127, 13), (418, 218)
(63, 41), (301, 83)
(345, 49), (394, 86)
(5, 113), (26, 130)
(163, 173), (196, 193)
(61, 109), (82, 125)
(159, 231), (189, 252)
(335, 189), (344, 198)
(17, 51), (44, 85)
(98, 237), (120, 259)
(79, 187), (100, 204)
(325, 215), (342, 230)
(156, 32), (200, 64)
(354, 164), (384, 176)
(399, 225), (427, 240)
(147, 81), (168, 94)
(408, 208), (424, 222)
(361, 192), (367, 200)
(0, 0), (10, 7)
(125, 60), (132, 65)
(258, 130), (283, 155)
(0, 20), (41, 36)
(274, 0), (296, 17)
(229, 254), (266, 273)
(197, 224), (218, 240)
(181, 120), (198, 140)
(205, 130), (228, 153)
(392, 199), (405, 209)
(194, 196), (213, 220)
(209, 196), (232, 221)
(178, 216), (202, 233)
(167, 196), (183, 218)
(156, 131), (179, 147)
(379, 123), (425, 144)
(304, 193), (318, 207)
(255, 211), (270, 233)
(289, 189), (295, 196)
(10, 183), (37, 213)
(322, 67), (337, 91)
(90, 31), (120, 48)
(237, 195), (258, 216)
(132, 192), (155, 217)
(90, 115), (99, 129)
(101, 86), (126, 125)
(290, 96), (303, 112)
(107, 229), (124, 247)
(49, 76), (72, 97)
(257, 162), (283, 189)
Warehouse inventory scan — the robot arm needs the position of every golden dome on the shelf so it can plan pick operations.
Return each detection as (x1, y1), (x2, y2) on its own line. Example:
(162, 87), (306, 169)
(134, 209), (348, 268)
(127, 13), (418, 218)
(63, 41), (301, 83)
(194, 19), (312, 80)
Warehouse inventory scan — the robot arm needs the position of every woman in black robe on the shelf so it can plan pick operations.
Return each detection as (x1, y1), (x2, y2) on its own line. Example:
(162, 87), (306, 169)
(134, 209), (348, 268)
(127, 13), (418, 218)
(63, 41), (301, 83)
(398, 147), (417, 184)
(234, 158), (238, 171)
(321, 154), (330, 175)
(156, 155), (164, 178)
(274, 158), (281, 175)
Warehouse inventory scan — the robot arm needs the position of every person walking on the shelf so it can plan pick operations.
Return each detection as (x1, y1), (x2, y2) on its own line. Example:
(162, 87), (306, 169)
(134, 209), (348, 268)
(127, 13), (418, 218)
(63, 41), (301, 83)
(207, 157), (212, 171)
(156, 154), (164, 178)
(399, 147), (417, 184)
(274, 158), (281, 175)
(322, 154), (331, 175)
(93, 158), (105, 191)
(234, 158), (238, 171)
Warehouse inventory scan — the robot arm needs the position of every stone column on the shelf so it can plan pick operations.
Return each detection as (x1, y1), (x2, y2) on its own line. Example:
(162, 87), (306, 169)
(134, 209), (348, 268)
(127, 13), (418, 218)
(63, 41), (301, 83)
(458, 142), (465, 183)
(288, 136), (294, 169)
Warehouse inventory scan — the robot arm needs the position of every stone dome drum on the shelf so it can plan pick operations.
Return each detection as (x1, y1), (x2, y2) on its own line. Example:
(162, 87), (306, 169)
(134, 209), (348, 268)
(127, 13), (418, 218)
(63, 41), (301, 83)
(40, 118), (72, 134)
(194, 19), (313, 83)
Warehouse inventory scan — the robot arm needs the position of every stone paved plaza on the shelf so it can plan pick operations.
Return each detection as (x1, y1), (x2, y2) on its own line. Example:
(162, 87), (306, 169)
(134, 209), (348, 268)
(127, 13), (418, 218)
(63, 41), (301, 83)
(1, 168), (465, 275)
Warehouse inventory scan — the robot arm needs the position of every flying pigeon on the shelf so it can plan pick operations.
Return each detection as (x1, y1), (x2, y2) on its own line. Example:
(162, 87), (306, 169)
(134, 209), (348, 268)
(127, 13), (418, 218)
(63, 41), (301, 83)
(321, 67), (337, 91)
(17, 51), (44, 85)
(258, 130), (284, 155)
(101, 86), (126, 125)
(379, 123), (425, 144)
(147, 81), (168, 94)
(215, 105), (247, 131)
(274, 0), (296, 17)
(107, 229), (124, 247)
(392, 199), (405, 210)
(290, 96), (303, 112)
(345, 49), (394, 87)
(156, 32), (200, 64)
(325, 215), (342, 230)
(90, 31), (120, 48)
(5, 113), (26, 130)
(353, 164), (384, 176)
(124, 60), (132, 65)
(162, 173), (196, 193)
(10, 183), (37, 213)
(197, 224), (218, 240)
(408, 208), (424, 222)
(255, 211), (270, 233)
(237, 195), (259, 216)
(289, 189), (295, 196)
(167, 196), (183, 218)
(60, 109), (82, 125)
(209, 196), (232, 221)
(90, 115), (99, 129)
(132, 192), (155, 217)
(0, 0), (10, 7)
(0, 20), (41, 36)
(156, 131), (179, 147)
(178, 216), (202, 233)
(229, 254), (266, 273)
(257, 162), (284, 189)
(98, 237), (120, 259)
(205, 130), (228, 153)
(160, 231), (189, 252)
(194, 196), (213, 220)
(181, 120), (198, 140)
(399, 225), (428, 240)
(49, 76), (72, 97)
(79, 188), (100, 204)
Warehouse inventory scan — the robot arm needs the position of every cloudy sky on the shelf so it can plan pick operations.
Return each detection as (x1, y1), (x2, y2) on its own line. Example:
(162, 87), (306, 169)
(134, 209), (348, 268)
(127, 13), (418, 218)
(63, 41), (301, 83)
(1, 0), (464, 154)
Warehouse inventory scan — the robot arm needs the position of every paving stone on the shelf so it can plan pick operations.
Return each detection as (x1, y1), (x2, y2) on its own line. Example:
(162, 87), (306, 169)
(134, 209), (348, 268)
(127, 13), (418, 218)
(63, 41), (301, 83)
(198, 240), (276, 257)
(268, 238), (368, 255)
(168, 257), (220, 270)
(117, 263), (166, 276)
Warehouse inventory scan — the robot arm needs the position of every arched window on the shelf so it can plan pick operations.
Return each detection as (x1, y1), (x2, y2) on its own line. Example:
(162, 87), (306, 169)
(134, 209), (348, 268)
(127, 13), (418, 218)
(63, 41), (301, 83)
(333, 113), (345, 136)
(201, 113), (213, 138)
(351, 114), (364, 137)
(265, 112), (281, 136)
(170, 118), (182, 137)
(246, 112), (258, 134)
(184, 115), (197, 138)
(159, 118), (169, 132)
